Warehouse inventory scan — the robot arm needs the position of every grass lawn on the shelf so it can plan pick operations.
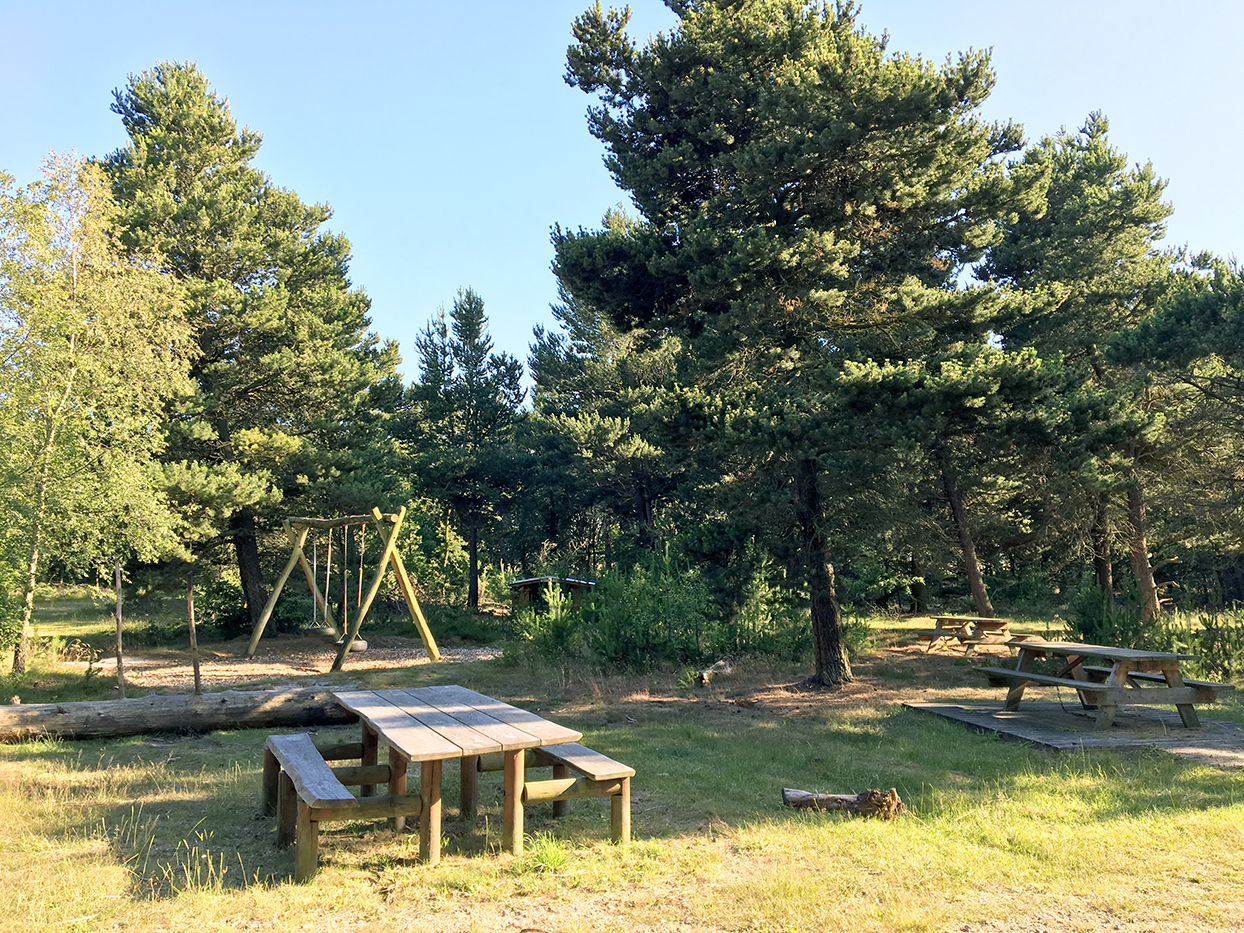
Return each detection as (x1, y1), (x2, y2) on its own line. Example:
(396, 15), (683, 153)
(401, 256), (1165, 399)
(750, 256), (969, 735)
(1, 606), (1242, 932)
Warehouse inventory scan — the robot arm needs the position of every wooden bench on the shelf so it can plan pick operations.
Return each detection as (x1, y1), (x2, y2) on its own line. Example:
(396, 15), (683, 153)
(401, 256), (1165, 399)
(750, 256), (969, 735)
(1081, 665), (1236, 695)
(977, 666), (1118, 703)
(262, 733), (424, 881)
(977, 666), (1232, 711)
(477, 742), (634, 844)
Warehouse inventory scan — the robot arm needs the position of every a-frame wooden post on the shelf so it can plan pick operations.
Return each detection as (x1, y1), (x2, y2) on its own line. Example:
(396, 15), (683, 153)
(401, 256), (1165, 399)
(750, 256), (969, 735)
(332, 506), (441, 671)
(246, 510), (439, 665)
(246, 521), (342, 656)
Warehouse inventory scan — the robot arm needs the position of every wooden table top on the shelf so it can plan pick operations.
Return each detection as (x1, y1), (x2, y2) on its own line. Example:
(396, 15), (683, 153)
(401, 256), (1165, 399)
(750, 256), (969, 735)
(332, 685), (582, 763)
(1013, 640), (1198, 662)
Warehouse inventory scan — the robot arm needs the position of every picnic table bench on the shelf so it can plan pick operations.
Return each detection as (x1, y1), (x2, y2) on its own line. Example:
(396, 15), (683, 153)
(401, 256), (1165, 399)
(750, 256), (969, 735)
(975, 639), (1234, 730)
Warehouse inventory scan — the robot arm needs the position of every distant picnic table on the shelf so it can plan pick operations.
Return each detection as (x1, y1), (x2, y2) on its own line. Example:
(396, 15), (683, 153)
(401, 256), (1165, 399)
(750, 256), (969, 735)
(915, 615), (1033, 655)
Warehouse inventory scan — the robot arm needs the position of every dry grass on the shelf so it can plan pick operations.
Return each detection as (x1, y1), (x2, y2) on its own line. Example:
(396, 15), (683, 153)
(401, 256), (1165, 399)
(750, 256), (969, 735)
(0, 628), (1242, 933)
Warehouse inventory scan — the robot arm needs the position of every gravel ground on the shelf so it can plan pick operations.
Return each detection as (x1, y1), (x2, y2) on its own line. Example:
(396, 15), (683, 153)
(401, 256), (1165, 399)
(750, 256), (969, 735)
(76, 635), (500, 691)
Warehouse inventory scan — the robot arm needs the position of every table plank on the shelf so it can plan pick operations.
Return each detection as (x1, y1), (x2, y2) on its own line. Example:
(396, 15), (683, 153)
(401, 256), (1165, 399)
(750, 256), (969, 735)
(414, 685), (582, 745)
(1014, 640), (1197, 662)
(402, 687), (559, 751)
(332, 690), (465, 761)
(382, 688), (508, 756)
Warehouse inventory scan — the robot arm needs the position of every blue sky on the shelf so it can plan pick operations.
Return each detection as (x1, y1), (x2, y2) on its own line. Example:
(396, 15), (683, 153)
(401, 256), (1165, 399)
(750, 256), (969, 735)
(3, 1), (1241, 380)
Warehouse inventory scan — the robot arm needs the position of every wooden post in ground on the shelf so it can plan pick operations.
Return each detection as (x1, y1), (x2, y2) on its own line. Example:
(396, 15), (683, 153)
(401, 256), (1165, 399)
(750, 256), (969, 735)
(113, 558), (125, 699)
(187, 573), (201, 696)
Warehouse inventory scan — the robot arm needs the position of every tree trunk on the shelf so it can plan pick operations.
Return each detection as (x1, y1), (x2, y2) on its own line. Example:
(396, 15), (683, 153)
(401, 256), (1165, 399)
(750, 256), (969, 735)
(233, 509), (269, 628)
(13, 532), (41, 675)
(467, 514), (480, 608)
(937, 448), (994, 617)
(909, 554), (927, 613)
(1127, 480), (1160, 622)
(795, 458), (851, 685)
(13, 364), (77, 674)
(1091, 494), (1114, 608)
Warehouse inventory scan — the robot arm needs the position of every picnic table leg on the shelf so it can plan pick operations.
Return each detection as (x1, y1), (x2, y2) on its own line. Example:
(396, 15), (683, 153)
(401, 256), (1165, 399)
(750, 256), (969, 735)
(502, 749), (525, 855)
(389, 747), (410, 831)
(1092, 660), (1132, 730)
(1160, 663), (1201, 729)
(460, 755), (479, 823)
(419, 759), (443, 865)
(1004, 649), (1037, 711)
(262, 746), (280, 815)
(552, 762), (570, 818)
(360, 725), (379, 797)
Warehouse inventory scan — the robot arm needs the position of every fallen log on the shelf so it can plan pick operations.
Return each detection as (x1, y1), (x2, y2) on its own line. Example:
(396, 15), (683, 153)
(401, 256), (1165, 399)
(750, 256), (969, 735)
(0, 687), (358, 743)
(782, 787), (907, 819)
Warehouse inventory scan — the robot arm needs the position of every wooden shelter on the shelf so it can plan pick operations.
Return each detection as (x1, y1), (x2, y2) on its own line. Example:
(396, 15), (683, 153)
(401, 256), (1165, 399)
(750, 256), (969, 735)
(245, 506), (440, 671)
(507, 576), (596, 612)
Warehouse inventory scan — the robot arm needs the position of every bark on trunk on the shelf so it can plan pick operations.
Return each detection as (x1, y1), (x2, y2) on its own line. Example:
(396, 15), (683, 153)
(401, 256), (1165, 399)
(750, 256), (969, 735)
(233, 509), (269, 629)
(0, 687), (357, 742)
(909, 555), (927, 614)
(938, 448), (994, 618)
(795, 458), (851, 685)
(1127, 481), (1160, 622)
(1091, 494), (1114, 608)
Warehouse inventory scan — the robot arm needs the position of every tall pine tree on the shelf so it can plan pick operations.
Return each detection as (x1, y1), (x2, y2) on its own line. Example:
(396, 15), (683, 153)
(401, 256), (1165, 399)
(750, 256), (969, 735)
(103, 62), (402, 625)
(557, 0), (1039, 683)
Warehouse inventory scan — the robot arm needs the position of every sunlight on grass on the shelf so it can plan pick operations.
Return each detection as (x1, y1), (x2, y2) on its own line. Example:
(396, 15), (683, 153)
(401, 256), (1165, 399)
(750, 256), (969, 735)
(2, 616), (1244, 931)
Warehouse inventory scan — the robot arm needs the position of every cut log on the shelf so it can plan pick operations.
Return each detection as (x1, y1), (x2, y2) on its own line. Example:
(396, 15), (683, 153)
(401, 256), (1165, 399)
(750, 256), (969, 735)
(0, 687), (357, 743)
(782, 787), (907, 819)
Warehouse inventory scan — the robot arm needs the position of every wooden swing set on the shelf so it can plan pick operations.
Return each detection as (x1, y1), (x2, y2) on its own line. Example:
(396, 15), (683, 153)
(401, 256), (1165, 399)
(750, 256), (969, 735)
(245, 506), (440, 672)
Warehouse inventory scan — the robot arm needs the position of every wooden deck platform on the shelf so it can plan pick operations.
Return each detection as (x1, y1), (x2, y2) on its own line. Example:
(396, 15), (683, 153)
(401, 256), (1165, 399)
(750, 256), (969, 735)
(905, 701), (1244, 769)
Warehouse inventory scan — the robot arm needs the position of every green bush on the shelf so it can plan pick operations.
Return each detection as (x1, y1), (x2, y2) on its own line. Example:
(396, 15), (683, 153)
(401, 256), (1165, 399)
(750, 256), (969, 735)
(715, 556), (808, 660)
(587, 564), (713, 669)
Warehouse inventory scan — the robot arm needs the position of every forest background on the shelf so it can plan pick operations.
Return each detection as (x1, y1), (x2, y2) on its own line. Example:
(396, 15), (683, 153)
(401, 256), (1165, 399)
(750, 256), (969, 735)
(3, 0), (1244, 688)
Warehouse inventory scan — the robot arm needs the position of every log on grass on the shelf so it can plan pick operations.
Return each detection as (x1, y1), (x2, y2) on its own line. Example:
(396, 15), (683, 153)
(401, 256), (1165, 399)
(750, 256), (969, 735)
(0, 687), (358, 742)
(782, 787), (907, 819)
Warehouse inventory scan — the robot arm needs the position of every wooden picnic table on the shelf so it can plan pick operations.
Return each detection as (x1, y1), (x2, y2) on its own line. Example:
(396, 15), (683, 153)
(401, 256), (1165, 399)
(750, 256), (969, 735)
(332, 685), (582, 863)
(917, 615), (1028, 654)
(975, 639), (1233, 730)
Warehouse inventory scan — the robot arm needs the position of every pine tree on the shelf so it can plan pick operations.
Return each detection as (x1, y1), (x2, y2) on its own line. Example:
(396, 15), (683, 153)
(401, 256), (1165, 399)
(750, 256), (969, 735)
(558, 0), (1039, 683)
(404, 289), (524, 608)
(102, 62), (402, 625)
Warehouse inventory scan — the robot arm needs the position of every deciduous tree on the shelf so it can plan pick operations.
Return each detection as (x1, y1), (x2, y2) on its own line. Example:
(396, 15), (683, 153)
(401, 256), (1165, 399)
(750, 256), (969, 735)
(0, 156), (192, 670)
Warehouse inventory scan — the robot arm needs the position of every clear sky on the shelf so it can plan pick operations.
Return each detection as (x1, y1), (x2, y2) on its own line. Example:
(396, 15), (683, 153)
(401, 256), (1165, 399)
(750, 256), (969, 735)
(3, 1), (1240, 381)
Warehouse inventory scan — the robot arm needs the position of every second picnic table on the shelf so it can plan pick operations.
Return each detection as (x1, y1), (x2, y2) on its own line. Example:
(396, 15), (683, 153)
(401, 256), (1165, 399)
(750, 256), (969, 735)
(975, 639), (1234, 729)
(917, 615), (1026, 654)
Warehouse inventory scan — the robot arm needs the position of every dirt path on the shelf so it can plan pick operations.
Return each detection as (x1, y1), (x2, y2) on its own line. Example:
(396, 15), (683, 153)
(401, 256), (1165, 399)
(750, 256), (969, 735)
(71, 634), (499, 692)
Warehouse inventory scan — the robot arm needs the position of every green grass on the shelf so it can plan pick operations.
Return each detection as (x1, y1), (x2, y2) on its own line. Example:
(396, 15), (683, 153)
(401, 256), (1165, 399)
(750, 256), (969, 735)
(3, 598), (1244, 930)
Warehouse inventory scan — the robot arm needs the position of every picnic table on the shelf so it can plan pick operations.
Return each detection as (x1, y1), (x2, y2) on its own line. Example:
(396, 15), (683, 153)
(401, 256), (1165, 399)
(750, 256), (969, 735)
(331, 685), (582, 863)
(916, 615), (1030, 655)
(975, 639), (1234, 730)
